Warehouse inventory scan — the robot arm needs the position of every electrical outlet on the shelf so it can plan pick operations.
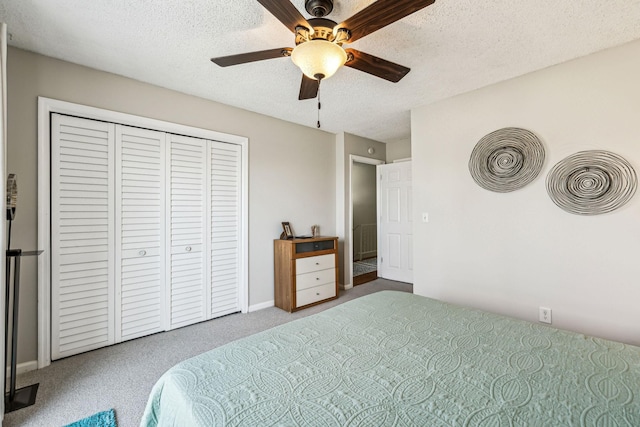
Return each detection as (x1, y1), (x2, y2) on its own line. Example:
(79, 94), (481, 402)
(539, 307), (552, 324)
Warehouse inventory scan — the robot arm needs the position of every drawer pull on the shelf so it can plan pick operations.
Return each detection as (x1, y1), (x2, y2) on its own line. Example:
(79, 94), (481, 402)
(185, 246), (192, 252)
(315, 262), (320, 265)
(139, 250), (147, 256)
(316, 292), (320, 296)
(316, 277), (320, 280)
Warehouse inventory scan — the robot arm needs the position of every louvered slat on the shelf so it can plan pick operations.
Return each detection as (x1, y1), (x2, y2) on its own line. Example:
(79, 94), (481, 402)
(210, 141), (242, 318)
(169, 135), (207, 329)
(51, 114), (115, 360)
(116, 126), (165, 342)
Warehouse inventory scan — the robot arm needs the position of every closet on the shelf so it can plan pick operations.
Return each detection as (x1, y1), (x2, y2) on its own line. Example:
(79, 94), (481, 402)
(50, 114), (243, 360)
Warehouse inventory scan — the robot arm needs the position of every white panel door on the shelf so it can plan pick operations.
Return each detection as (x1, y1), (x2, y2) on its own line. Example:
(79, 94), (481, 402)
(51, 114), (115, 360)
(210, 141), (242, 318)
(115, 125), (166, 342)
(378, 162), (413, 283)
(168, 134), (207, 329)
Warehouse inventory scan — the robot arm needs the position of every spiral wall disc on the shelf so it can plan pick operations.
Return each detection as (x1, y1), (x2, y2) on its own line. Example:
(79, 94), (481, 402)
(469, 128), (545, 193)
(546, 150), (637, 215)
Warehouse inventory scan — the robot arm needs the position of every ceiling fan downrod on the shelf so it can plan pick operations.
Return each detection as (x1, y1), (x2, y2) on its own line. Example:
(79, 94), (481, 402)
(305, 0), (333, 18)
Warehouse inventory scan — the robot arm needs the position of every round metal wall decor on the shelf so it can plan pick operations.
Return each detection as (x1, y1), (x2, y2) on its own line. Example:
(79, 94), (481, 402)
(469, 127), (545, 193)
(546, 150), (637, 215)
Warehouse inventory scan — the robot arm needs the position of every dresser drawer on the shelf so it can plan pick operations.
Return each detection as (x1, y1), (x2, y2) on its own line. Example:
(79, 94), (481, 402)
(296, 282), (336, 308)
(296, 268), (335, 291)
(295, 254), (335, 275)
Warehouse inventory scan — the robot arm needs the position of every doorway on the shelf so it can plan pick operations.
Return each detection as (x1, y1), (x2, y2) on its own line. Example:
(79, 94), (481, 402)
(377, 161), (413, 283)
(349, 156), (384, 286)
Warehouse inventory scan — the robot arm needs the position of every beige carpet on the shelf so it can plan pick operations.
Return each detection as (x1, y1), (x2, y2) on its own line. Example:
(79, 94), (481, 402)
(4, 279), (411, 427)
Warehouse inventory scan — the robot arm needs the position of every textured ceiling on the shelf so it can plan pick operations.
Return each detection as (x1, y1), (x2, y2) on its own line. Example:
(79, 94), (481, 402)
(2, 0), (640, 143)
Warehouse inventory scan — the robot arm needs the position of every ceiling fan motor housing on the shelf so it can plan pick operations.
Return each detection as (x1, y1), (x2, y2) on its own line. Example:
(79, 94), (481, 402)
(305, 0), (333, 17)
(295, 18), (349, 46)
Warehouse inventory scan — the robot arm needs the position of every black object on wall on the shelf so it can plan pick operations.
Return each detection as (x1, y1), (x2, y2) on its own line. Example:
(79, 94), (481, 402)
(4, 174), (43, 413)
(5, 250), (42, 413)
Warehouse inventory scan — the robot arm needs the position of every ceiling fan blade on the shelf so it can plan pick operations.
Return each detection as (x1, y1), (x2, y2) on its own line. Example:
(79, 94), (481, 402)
(299, 75), (319, 100)
(337, 0), (435, 43)
(257, 0), (312, 33)
(344, 49), (410, 82)
(211, 48), (292, 67)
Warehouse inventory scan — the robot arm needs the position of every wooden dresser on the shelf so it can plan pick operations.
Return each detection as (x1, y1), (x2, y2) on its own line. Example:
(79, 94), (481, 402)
(274, 237), (339, 312)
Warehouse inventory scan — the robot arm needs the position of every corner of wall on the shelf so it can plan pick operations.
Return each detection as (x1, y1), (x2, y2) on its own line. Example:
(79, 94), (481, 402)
(335, 132), (346, 287)
(340, 132), (386, 289)
(386, 138), (411, 163)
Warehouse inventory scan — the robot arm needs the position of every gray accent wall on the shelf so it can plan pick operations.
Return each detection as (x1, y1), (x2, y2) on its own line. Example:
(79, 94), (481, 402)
(411, 39), (640, 346)
(386, 138), (411, 162)
(352, 162), (377, 233)
(7, 47), (336, 364)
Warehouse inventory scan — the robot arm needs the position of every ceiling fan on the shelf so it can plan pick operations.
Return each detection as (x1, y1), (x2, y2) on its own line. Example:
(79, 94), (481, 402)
(211, 0), (436, 101)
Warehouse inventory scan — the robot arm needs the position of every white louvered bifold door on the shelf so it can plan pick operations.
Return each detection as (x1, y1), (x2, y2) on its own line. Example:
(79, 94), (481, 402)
(167, 134), (207, 329)
(51, 114), (115, 360)
(210, 141), (242, 318)
(115, 125), (166, 342)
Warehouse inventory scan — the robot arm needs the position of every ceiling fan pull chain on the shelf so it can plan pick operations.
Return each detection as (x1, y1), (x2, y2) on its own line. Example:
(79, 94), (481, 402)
(317, 93), (321, 129)
(316, 75), (322, 128)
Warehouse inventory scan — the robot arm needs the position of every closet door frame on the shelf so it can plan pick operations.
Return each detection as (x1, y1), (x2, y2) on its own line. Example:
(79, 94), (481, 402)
(38, 97), (248, 369)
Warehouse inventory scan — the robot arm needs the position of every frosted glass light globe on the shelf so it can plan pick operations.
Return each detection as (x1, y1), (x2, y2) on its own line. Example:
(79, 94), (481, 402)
(291, 40), (347, 80)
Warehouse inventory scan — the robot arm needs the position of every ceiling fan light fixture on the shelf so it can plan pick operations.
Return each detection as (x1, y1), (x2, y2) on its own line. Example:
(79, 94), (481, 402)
(291, 40), (347, 81)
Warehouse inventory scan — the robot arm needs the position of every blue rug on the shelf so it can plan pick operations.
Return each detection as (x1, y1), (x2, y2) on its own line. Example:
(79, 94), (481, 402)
(64, 409), (116, 427)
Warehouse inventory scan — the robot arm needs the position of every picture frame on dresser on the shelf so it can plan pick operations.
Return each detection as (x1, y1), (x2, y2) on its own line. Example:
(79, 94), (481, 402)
(281, 221), (293, 239)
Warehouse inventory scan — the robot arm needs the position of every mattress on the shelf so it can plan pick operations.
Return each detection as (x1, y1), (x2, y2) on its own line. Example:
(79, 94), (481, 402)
(141, 291), (640, 426)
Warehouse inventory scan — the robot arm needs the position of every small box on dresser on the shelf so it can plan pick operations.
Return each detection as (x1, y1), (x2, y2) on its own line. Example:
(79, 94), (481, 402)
(274, 237), (339, 312)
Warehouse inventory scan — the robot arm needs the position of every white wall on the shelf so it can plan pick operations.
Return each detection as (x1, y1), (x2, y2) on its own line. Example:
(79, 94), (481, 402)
(7, 47), (336, 364)
(412, 39), (640, 346)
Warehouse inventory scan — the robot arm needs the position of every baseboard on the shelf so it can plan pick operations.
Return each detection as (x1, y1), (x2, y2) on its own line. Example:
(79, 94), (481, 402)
(6, 360), (38, 380)
(248, 300), (274, 312)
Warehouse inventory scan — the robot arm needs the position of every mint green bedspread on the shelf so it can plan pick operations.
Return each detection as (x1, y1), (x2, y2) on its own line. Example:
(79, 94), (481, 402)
(141, 291), (640, 426)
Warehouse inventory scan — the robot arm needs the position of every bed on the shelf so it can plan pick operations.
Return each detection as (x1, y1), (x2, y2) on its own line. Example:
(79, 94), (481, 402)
(141, 291), (640, 426)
